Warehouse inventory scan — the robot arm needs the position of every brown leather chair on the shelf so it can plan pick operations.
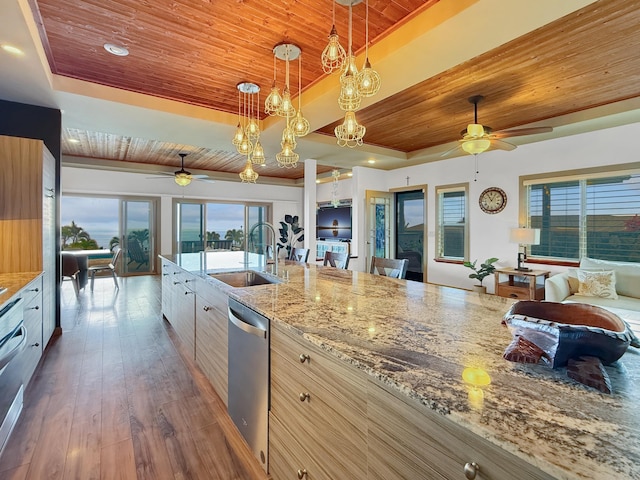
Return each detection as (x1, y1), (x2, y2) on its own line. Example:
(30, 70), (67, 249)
(88, 246), (122, 291)
(323, 250), (350, 269)
(61, 252), (81, 298)
(289, 248), (310, 263)
(370, 257), (409, 279)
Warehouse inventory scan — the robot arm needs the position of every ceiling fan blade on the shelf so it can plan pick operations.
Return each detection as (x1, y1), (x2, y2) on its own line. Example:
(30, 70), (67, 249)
(492, 126), (553, 138)
(490, 139), (518, 151)
(440, 143), (464, 157)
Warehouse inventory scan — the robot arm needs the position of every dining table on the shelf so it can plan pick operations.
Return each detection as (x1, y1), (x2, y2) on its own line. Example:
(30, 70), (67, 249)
(62, 249), (113, 290)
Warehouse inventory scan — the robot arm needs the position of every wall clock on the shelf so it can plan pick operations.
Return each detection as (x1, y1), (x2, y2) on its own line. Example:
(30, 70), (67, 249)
(479, 187), (507, 214)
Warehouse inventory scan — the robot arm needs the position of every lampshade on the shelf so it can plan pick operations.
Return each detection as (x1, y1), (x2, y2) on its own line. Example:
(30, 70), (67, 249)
(509, 228), (541, 245)
(174, 172), (192, 187)
(321, 24), (346, 74)
(276, 138), (299, 168)
(251, 141), (265, 165)
(462, 138), (491, 155)
(335, 110), (365, 148)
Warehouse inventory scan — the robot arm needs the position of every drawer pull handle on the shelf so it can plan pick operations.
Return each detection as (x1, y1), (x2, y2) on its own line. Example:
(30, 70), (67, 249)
(173, 281), (181, 285)
(299, 392), (310, 402)
(163, 273), (169, 276)
(31, 342), (40, 348)
(29, 288), (40, 293)
(297, 469), (308, 479)
(185, 291), (193, 295)
(203, 305), (211, 312)
(299, 353), (310, 363)
(464, 462), (479, 479)
(28, 306), (40, 311)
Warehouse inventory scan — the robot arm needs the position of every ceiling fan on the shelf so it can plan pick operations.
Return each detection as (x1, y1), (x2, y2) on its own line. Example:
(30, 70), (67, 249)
(147, 153), (215, 186)
(441, 95), (553, 157)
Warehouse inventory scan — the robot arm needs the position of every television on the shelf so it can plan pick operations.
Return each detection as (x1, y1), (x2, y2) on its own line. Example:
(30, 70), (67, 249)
(317, 205), (352, 240)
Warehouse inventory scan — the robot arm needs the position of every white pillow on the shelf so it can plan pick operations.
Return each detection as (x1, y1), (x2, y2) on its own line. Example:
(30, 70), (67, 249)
(576, 270), (618, 299)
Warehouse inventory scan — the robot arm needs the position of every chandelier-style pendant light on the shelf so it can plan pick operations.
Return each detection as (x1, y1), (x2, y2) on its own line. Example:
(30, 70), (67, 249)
(321, 1), (347, 73)
(239, 157), (259, 183)
(357, 0), (381, 97)
(232, 92), (244, 147)
(337, 2), (361, 111)
(276, 138), (299, 168)
(273, 44), (297, 119)
(335, 110), (365, 148)
(235, 82), (259, 156)
(291, 54), (310, 137)
(264, 55), (283, 116)
(331, 169), (341, 208)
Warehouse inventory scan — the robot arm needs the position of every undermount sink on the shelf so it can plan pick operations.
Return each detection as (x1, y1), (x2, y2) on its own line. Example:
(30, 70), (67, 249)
(209, 270), (280, 288)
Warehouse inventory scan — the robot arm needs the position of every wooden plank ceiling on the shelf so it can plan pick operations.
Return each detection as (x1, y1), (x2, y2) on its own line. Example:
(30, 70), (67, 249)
(33, 0), (640, 179)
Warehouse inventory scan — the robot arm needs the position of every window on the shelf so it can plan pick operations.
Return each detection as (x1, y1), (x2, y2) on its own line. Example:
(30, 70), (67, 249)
(175, 200), (270, 254)
(436, 184), (468, 260)
(525, 169), (640, 263)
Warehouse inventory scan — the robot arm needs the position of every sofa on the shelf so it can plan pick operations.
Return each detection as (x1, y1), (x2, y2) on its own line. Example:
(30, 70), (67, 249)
(545, 257), (640, 333)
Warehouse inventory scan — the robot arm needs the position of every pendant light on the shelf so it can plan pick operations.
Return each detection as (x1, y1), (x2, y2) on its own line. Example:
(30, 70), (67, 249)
(335, 110), (365, 148)
(321, 1), (347, 73)
(232, 92), (244, 147)
(356, 0), (381, 97)
(291, 54), (310, 137)
(264, 55), (283, 115)
(239, 157), (259, 183)
(337, 2), (361, 111)
(235, 82), (258, 156)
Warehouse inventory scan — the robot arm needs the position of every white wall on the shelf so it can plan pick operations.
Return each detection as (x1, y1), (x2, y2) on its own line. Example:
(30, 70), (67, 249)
(62, 166), (303, 257)
(317, 122), (640, 290)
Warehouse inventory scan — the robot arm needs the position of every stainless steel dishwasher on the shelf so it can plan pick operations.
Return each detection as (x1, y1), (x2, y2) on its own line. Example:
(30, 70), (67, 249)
(227, 297), (269, 473)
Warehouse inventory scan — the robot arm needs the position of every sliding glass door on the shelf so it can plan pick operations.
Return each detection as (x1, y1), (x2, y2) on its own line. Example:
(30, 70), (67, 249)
(61, 195), (157, 276)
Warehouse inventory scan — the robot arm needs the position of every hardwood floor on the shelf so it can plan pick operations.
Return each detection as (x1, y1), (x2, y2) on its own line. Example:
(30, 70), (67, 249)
(0, 275), (268, 480)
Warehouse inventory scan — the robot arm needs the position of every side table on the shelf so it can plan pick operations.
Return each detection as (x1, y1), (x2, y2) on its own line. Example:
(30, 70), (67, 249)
(494, 268), (550, 300)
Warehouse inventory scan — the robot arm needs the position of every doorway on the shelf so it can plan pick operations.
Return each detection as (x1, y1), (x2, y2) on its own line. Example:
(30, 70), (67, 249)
(395, 189), (426, 282)
(61, 195), (157, 275)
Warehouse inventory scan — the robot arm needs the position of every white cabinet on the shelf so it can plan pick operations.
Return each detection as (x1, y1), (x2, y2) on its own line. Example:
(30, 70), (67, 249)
(20, 277), (44, 387)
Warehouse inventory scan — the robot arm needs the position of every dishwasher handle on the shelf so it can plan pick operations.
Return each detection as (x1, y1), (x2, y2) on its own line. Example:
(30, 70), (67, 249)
(0, 325), (27, 371)
(228, 307), (267, 339)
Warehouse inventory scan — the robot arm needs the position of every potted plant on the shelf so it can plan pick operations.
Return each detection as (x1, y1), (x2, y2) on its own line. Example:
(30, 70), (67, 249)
(463, 257), (499, 293)
(277, 214), (304, 259)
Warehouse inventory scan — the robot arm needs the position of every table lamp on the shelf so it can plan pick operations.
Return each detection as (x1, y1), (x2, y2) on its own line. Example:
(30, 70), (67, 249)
(509, 228), (540, 272)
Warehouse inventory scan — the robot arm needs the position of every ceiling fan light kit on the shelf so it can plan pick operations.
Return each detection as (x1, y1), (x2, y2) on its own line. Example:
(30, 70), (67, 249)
(442, 95), (554, 158)
(174, 153), (192, 187)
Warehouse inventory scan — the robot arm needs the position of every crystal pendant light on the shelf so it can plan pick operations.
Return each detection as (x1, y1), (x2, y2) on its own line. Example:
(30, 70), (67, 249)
(276, 138), (299, 168)
(264, 55), (283, 116)
(321, 1), (347, 74)
(239, 157), (259, 183)
(331, 169), (341, 207)
(335, 111), (365, 148)
(292, 54), (310, 137)
(356, 0), (381, 97)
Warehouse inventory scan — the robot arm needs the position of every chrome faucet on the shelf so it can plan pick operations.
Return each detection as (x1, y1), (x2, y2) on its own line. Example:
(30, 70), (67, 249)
(247, 222), (278, 277)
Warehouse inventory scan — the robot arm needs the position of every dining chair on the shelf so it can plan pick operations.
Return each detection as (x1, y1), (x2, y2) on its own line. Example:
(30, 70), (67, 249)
(88, 246), (122, 291)
(370, 256), (409, 279)
(289, 248), (310, 263)
(127, 238), (149, 270)
(323, 250), (350, 269)
(61, 252), (82, 298)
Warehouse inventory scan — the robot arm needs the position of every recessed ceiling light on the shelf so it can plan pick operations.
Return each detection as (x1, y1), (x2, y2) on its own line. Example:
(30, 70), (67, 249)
(315, 179), (321, 184)
(347, 172), (353, 177)
(1, 44), (24, 56)
(68, 138), (80, 144)
(367, 159), (376, 164)
(104, 43), (129, 56)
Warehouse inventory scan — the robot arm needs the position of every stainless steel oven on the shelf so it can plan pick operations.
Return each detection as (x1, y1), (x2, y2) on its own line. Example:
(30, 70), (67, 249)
(0, 298), (26, 455)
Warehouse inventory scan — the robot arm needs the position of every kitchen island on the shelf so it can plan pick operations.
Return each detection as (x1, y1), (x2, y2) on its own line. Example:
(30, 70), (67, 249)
(161, 253), (640, 479)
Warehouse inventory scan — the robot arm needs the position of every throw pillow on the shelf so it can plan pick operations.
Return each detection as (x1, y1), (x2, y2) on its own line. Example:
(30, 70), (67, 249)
(576, 270), (618, 299)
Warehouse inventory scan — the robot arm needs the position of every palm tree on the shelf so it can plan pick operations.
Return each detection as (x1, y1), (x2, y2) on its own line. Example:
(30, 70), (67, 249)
(109, 236), (120, 250)
(206, 231), (221, 241)
(225, 228), (244, 248)
(61, 221), (92, 249)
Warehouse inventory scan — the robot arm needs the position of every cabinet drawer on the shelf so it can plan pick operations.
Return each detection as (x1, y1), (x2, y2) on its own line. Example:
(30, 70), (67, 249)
(21, 277), (43, 306)
(194, 277), (227, 314)
(269, 413), (324, 480)
(497, 284), (531, 300)
(22, 290), (43, 386)
(367, 379), (554, 480)
(271, 349), (367, 479)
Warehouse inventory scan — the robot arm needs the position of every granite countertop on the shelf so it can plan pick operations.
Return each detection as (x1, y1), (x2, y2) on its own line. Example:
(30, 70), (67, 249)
(0, 272), (42, 309)
(161, 253), (640, 480)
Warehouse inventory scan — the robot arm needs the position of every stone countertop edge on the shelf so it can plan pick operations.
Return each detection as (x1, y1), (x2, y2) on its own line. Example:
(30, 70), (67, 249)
(160, 253), (640, 480)
(0, 272), (43, 310)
